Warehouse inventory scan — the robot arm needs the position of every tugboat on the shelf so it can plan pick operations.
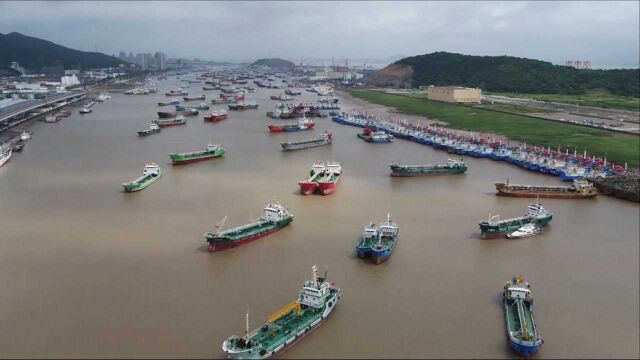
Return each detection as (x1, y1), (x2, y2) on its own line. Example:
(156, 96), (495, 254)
(153, 115), (187, 127)
(390, 159), (467, 177)
(281, 131), (332, 151)
(203, 109), (229, 122)
(137, 123), (161, 136)
(298, 162), (327, 195)
(507, 223), (543, 239)
(205, 201), (293, 252)
(495, 179), (598, 198)
(221, 265), (340, 359)
(370, 214), (399, 264)
(268, 118), (315, 132)
(122, 163), (162, 192)
(355, 222), (378, 258)
(503, 276), (543, 357)
(478, 203), (552, 239)
(317, 162), (342, 196)
(170, 144), (224, 165)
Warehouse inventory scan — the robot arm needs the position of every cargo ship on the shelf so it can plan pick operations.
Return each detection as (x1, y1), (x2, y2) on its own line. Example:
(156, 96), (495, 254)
(355, 222), (378, 258)
(153, 115), (186, 127)
(495, 179), (598, 198)
(166, 89), (188, 97)
(390, 159), (467, 177)
(184, 94), (205, 101)
(157, 111), (176, 119)
(122, 163), (162, 192)
(503, 276), (543, 357)
(229, 102), (259, 110)
(370, 214), (399, 264)
(205, 201), (293, 252)
(281, 131), (332, 151)
(298, 162), (327, 195)
(170, 144), (224, 165)
(222, 266), (340, 359)
(137, 123), (161, 136)
(317, 162), (341, 195)
(268, 118), (315, 132)
(204, 110), (228, 122)
(478, 203), (552, 239)
(158, 99), (180, 106)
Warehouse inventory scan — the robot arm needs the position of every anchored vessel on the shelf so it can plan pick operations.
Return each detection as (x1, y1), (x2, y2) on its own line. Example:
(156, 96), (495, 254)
(153, 115), (187, 127)
(204, 110), (229, 122)
(503, 276), (543, 357)
(317, 162), (342, 195)
(170, 144), (224, 165)
(229, 102), (259, 110)
(478, 203), (552, 239)
(495, 179), (598, 198)
(281, 131), (332, 151)
(122, 163), (162, 192)
(298, 162), (327, 195)
(183, 94), (205, 101)
(370, 214), (399, 264)
(358, 127), (393, 143)
(390, 159), (467, 177)
(137, 123), (161, 136)
(268, 118), (315, 132)
(205, 202), (293, 252)
(222, 266), (340, 359)
(355, 222), (378, 258)
(158, 99), (180, 106)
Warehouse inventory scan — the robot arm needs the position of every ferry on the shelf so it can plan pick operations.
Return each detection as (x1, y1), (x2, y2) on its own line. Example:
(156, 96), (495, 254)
(281, 131), (332, 151)
(205, 202), (293, 252)
(370, 214), (399, 264)
(503, 276), (543, 357)
(478, 203), (552, 239)
(170, 144), (224, 165)
(222, 266), (339, 359)
(495, 179), (598, 198)
(122, 163), (162, 192)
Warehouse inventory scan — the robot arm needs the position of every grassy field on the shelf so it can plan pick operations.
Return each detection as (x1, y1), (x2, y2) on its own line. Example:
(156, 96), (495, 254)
(491, 92), (640, 112)
(474, 103), (555, 114)
(345, 89), (640, 168)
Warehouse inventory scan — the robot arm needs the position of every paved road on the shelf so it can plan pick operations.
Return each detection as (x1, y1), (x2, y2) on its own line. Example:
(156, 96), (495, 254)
(0, 92), (86, 123)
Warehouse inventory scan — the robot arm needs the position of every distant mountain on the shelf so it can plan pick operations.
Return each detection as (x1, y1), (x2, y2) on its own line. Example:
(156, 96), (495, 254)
(250, 58), (295, 70)
(368, 52), (639, 97)
(0, 32), (125, 73)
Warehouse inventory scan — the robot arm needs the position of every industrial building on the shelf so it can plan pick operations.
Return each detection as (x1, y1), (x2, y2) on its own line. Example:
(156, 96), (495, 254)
(426, 86), (482, 104)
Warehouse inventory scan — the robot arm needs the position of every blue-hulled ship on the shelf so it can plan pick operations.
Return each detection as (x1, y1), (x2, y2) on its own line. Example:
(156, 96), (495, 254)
(503, 275), (543, 357)
(370, 214), (399, 264)
(355, 222), (378, 258)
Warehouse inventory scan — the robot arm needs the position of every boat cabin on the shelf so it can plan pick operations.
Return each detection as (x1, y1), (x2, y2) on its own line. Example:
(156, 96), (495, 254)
(143, 163), (160, 176)
(262, 203), (290, 221)
(298, 266), (331, 309)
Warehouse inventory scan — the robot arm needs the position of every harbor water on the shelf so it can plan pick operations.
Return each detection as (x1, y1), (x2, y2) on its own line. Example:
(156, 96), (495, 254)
(0, 78), (638, 358)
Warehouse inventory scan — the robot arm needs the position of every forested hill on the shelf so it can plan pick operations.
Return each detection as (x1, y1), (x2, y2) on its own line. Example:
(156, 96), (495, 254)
(369, 52), (639, 96)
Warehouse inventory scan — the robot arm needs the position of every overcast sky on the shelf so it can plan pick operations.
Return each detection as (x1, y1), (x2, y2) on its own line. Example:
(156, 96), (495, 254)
(0, 1), (638, 68)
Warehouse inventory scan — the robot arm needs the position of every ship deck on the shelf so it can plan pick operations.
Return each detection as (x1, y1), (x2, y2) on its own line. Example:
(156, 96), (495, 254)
(505, 299), (536, 339)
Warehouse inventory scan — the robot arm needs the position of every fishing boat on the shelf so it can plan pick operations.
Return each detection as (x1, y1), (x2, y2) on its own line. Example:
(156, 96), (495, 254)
(165, 89), (188, 97)
(495, 179), (598, 198)
(157, 111), (177, 118)
(158, 99), (180, 106)
(0, 145), (12, 168)
(268, 118), (315, 132)
(211, 98), (237, 105)
(221, 265), (339, 359)
(284, 88), (301, 96)
(203, 85), (220, 90)
(184, 94), (206, 101)
(355, 222), (378, 258)
(478, 203), (552, 239)
(298, 162), (326, 195)
(281, 131), (332, 151)
(507, 223), (543, 239)
(228, 102), (259, 110)
(176, 107), (199, 116)
(390, 159), (467, 177)
(370, 214), (399, 264)
(503, 276), (543, 357)
(358, 129), (393, 143)
(203, 109), (229, 122)
(196, 102), (210, 110)
(137, 123), (161, 136)
(122, 163), (162, 192)
(170, 144), (224, 165)
(270, 94), (294, 101)
(153, 115), (187, 127)
(317, 161), (341, 196)
(205, 201), (293, 252)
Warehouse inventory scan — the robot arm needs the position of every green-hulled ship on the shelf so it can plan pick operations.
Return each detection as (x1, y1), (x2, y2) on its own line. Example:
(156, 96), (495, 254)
(170, 144), (224, 165)
(205, 202), (293, 252)
(222, 266), (340, 359)
(479, 203), (552, 239)
(122, 163), (161, 192)
(390, 158), (467, 176)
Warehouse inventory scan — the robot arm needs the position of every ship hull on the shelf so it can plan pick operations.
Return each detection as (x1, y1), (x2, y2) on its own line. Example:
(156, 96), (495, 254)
(480, 216), (552, 239)
(206, 217), (292, 252)
(204, 115), (227, 122)
(317, 176), (340, 195)
(281, 140), (330, 151)
(390, 165), (467, 177)
(298, 182), (318, 195)
(155, 121), (186, 127)
(122, 173), (161, 192)
(171, 153), (224, 165)
(496, 191), (597, 199)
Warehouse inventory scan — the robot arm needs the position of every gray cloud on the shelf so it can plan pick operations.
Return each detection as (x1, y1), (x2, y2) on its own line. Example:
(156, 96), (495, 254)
(0, 1), (638, 68)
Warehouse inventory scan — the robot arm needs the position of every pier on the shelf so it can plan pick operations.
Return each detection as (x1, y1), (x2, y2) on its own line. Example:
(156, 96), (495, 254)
(0, 91), (86, 133)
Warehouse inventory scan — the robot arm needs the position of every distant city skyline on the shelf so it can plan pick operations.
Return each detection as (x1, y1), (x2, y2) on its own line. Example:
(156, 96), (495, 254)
(0, 1), (638, 68)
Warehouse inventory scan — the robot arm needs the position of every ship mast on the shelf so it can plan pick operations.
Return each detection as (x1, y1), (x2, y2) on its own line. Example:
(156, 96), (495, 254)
(215, 216), (228, 236)
(245, 308), (250, 340)
(312, 265), (318, 287)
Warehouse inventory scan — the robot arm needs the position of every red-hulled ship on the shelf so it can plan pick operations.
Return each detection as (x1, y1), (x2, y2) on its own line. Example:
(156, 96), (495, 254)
(204, 109), (229, 122)
(268, 117), (315, 132)
(298, 162), (326, 195)
(317, 161), (342, 195)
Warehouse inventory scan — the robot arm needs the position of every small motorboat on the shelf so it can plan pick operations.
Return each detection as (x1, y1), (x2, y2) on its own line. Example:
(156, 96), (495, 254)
(507, 223), (543, 239)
